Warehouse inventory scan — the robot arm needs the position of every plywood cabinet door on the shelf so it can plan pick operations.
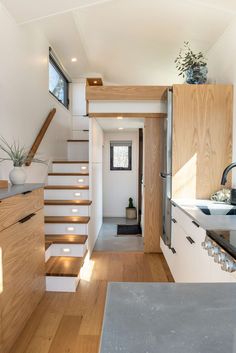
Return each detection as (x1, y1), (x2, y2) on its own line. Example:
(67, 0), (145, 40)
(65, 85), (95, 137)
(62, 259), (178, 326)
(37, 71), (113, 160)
(0, 209), (45, 353)
(172, 84), (233, 199)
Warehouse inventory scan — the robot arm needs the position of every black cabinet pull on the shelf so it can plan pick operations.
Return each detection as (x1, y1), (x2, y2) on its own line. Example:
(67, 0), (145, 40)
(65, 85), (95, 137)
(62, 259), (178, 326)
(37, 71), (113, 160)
(192, 220), (200, 228)
(170, 247), (176, 254)
(19, 213), (36, 224)
(171, 218), (177, 223)
(186, 236), (195, 244)
(22, 190), (32, 195)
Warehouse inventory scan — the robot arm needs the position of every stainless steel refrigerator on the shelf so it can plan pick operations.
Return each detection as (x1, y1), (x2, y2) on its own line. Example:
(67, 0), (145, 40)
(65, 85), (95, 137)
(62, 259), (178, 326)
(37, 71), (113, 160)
(160, 88), (173, 246)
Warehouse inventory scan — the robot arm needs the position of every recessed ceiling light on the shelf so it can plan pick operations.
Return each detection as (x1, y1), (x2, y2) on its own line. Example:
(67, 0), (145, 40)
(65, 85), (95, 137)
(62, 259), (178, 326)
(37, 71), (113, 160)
(94, 80), (98, 84)
(118, 127), (124, 130)
(117, 116), (123, 120)
(71, 58), (77, 62)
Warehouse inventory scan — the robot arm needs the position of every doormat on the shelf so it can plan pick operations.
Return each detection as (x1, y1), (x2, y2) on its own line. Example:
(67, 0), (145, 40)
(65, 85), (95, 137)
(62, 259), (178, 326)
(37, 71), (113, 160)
(117, 224), (142, 236)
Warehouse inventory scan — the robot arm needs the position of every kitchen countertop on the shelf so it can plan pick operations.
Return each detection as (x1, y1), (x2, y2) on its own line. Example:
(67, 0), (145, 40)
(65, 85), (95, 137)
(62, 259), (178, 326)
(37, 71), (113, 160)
(172, 199), (236, 230)
(0, 183), (44, 200)
(100, 282), (236, 353)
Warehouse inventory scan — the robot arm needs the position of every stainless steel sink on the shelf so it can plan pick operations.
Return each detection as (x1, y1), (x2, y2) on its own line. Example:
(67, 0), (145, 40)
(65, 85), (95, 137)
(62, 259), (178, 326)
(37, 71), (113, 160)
(198, 204), (236, 216)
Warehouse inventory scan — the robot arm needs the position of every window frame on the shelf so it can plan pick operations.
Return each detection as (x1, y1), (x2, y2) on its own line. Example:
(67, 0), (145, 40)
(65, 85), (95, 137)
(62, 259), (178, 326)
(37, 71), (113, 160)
(110, 141), (132, 171)
(49, 53), (69, 109)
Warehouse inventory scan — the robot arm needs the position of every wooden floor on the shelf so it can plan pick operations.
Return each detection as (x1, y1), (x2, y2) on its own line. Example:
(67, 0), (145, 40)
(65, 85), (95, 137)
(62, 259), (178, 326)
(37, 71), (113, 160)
(10, 252), (173, 353)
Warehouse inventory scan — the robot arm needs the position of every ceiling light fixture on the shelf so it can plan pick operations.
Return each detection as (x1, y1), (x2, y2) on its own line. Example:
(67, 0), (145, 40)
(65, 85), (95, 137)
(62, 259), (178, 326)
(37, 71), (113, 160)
(93, 80), (98, 84)
(71, 58), (77, 62)
(118, 127), (124, 130)
(117, 116), (123, 120)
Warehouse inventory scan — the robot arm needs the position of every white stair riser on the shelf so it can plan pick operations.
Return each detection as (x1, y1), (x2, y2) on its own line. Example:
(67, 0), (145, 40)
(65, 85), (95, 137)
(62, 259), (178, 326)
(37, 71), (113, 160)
(47, 243), (87, 257)
(45, 223), (88, 235)
(46, 276), (80, 292)
(44, 189), (89, 200)
(44, 205), (89, 217)
(48, 175), (89, 186)
(67, 142), (89, 161)
(72, 116), (89, 130)
(52, 163), (89, 173)
(45, 247), (51, 262)
(72, 131), (89, 140)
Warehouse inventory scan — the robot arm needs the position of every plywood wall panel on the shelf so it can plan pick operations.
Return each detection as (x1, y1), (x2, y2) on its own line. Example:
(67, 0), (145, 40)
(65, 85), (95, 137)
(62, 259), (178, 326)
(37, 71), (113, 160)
(144, 118), (164, 253)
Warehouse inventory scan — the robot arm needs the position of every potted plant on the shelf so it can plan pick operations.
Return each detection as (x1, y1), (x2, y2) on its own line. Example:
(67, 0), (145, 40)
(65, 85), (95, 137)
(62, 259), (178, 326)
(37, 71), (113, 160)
(0, 137), (46, 185)
(126, 197), (137, 220)
(175, 42), (208, 84)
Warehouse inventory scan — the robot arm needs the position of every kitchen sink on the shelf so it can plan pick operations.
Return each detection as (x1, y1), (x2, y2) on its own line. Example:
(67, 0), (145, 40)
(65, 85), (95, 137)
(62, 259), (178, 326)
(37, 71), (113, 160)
(198, 204), (236, 216)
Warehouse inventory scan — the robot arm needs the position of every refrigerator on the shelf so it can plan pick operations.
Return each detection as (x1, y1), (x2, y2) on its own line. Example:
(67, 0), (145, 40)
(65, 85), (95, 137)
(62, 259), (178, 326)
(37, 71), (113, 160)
(160, 88), (173, 247)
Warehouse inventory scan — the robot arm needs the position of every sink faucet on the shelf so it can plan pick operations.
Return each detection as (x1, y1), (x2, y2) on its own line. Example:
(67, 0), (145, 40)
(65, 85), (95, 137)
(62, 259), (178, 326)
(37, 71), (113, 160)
(221, 162), (236, 205)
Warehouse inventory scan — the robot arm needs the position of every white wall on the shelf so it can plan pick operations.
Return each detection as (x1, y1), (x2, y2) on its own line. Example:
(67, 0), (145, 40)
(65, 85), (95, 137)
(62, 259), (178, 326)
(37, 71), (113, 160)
(0, 4), (71, 183)
(103, 130), (139, 218)
(208, 20), (236, 185)
(88, 118), (104, 256)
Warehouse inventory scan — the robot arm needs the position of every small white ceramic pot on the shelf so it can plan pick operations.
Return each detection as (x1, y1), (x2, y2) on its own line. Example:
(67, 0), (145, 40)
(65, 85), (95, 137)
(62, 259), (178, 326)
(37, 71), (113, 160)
(9, 167), (27, 185)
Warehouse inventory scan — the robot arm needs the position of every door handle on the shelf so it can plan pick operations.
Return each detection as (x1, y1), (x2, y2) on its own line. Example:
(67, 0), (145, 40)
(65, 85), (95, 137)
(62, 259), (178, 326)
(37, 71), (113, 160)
(19, 213), (36, 224)
(186, 236), (195, 245)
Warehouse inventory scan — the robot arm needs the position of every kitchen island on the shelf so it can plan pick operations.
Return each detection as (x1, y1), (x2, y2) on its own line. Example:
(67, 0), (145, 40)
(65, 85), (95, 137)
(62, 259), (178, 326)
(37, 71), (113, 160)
(100, 282), (236, 353)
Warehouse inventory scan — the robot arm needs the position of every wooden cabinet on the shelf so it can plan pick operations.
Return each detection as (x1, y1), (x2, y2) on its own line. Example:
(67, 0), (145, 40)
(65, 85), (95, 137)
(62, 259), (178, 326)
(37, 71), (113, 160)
(161, 205), (236, 283)
(172, 84), (233, 199)
(0, 188), (45, 353)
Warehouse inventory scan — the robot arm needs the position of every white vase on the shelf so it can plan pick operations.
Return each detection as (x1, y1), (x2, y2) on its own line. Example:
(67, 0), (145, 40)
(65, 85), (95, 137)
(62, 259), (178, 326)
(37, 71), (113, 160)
(9, 167), (27, 185)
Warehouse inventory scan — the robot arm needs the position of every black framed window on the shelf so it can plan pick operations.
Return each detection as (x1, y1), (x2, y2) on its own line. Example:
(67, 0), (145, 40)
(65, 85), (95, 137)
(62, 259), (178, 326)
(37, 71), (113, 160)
(49, 53), (69, 108)
(110, 141), (132, 171)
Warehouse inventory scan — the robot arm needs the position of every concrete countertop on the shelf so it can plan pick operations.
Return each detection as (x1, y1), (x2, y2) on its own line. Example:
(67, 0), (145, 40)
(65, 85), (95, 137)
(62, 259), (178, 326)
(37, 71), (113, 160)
(172, 199), (236, 230)
(0, 183), (44, 200)
(100, 282), (236, 353)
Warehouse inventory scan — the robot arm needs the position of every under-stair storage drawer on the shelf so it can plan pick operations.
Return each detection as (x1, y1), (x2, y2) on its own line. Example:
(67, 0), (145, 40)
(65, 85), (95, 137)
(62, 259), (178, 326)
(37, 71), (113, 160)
(0, 188), (44, 232)
(0, 208), (45, 353)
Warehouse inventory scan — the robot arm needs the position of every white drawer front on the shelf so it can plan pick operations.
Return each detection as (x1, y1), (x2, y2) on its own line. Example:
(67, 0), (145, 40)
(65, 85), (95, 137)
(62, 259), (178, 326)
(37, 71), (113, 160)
(172, 205), (206, 245)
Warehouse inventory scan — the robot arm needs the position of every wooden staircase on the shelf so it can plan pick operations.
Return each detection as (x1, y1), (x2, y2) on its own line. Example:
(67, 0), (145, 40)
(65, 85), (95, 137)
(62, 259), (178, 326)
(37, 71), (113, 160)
(44, 138), (91, 292)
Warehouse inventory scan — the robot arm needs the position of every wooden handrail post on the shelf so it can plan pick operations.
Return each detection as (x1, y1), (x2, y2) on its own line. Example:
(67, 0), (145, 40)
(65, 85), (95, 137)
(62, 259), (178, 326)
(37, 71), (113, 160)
(25, 108), (56, 166)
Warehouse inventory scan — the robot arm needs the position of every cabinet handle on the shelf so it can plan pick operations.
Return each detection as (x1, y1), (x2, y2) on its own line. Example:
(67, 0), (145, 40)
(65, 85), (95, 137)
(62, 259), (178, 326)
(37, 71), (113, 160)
(22, 190), (32, 195)
(19, 213), (36, 224)
(171, 218), (177, 224)
(170, 247), (176, 254)
(192, 220), (200, 228)
(186, 236), (195, 245)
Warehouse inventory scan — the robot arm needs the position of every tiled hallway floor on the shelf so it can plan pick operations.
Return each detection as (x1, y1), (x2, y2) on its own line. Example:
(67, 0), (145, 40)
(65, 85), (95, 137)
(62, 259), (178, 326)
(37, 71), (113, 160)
(94, 218), (144, 252)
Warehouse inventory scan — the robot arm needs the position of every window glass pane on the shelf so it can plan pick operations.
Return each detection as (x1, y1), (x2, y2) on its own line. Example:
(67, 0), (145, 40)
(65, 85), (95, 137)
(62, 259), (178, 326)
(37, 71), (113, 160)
(49, 62), (66, 105)
(113, 146), (129, 168)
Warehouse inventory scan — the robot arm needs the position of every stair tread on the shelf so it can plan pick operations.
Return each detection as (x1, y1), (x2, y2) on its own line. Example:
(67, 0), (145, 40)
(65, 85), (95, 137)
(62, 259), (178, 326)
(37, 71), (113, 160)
(48, 173), (89, 176)
(45, 216), (90, 224)
(44, 200), (92, 206)
(52, 160), (89, 164)
(45, 241), (52, 250)
(45, 185), (89, 190)
(67, 140), (89, 142)
(45, 234), (88, 245)
(46, 256), (84, 277)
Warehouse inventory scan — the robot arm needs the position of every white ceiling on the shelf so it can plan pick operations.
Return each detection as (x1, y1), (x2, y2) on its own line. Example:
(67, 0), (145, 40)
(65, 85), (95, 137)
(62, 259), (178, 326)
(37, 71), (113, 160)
(96, 118), (144, 131)
(2, 0), (236, 83)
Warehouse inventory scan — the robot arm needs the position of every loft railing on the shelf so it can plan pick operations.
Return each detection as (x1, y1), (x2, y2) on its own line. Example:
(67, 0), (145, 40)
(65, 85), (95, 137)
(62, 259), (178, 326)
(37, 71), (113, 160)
(25, 108), (56, 166)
